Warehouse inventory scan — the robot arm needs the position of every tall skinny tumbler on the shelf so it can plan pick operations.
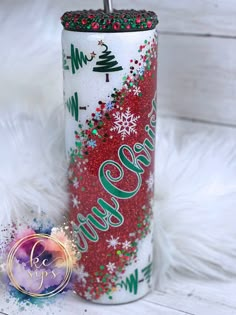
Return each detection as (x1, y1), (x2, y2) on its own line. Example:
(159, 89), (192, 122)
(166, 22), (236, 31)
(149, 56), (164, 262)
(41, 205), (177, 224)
(61, 5), (158, 304)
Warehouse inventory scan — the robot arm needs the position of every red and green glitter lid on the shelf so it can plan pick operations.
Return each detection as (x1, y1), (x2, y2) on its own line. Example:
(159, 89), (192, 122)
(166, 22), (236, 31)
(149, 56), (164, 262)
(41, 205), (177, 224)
(61, 9), (158, 33)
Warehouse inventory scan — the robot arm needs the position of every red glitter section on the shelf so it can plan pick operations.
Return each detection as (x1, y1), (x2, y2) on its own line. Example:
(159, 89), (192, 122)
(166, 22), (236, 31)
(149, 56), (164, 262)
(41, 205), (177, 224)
(69, 36), (158, 300)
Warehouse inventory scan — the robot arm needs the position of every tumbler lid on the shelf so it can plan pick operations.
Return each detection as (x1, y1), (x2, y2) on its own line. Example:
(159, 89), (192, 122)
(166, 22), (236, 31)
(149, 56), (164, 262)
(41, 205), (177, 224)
(61, 9), (158, 33)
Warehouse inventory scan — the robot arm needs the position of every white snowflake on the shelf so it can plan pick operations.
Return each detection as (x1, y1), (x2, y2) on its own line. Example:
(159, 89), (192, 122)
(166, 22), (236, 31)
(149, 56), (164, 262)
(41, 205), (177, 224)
(87, 139), (97, 148)
(75, 264), (89, 284)
(110, 108), (140, 140)
(84, 291), (92, 300)
(122, 240), (132, 250)
(138, 66), (145, 76)
(95, 112), (102, 120)
(106, 236), (120, 249)
(106, 262), (116, 273)
(146, 173), (154, 192)
(68, 169), (73, 179)
(106, 101), (114, 111)
(72, 194), (80, 208)
(73, 177), (79, 189)
(133, 86), (141, 96)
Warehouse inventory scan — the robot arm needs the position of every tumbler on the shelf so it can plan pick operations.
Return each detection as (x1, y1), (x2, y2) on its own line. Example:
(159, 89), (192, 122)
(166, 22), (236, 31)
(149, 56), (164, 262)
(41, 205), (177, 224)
(61, 2), (158, 304)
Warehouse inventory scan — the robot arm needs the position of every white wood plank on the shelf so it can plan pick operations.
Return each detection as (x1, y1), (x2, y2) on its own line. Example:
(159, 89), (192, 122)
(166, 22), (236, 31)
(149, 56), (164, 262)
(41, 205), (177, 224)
(158, 116), (236, 137)
(147, 276), (236, 315)
(112, 0), (236, 37)
(167, 280), (236, 309)
(153, 0), (236, 37)
(147, 288), (236, 315)
(0, 290), (190, 315)
(158, 34), (236, 125)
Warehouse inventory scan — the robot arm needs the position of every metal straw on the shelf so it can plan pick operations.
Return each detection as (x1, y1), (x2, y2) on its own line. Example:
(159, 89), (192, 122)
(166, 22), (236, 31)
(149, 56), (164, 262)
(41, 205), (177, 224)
(104, 0), (113, 13)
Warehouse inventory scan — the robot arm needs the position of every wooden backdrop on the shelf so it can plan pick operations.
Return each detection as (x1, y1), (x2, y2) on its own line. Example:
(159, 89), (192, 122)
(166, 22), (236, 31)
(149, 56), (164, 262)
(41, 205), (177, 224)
(2, 0), (235, 126)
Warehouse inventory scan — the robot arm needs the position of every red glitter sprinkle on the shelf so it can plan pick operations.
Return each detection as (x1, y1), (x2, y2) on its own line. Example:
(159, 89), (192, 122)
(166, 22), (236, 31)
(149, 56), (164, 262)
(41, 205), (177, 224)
(92, 22), (100, 30)
(136, 18), (141, 24)
(65, 22), (69, 28)
(126, 24), (131, 30)
(82, 18), (87, 25)
(147, 21), (153, 28)
(113, 22), (121, 31)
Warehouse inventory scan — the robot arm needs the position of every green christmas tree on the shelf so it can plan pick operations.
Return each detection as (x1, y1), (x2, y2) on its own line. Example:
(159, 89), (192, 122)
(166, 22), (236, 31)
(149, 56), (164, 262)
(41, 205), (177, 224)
(116, 269), (138, 295)
(93, 40), (123, 82)
(62, 50), (69, 70)
(69, 44), (95, 74)
(141, 262), (152, 284)
(66, 92), (79, 122)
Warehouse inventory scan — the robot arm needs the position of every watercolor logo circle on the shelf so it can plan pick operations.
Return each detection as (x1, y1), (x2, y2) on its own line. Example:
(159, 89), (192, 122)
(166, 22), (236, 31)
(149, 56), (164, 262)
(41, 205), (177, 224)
(6, 234), (73, 298)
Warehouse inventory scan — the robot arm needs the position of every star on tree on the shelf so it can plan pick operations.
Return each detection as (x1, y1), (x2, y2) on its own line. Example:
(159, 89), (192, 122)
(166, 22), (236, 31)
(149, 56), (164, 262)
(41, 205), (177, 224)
(98, 40), (104, 46)
(90, 51), (96, 58)
(110, 108), (140, 140)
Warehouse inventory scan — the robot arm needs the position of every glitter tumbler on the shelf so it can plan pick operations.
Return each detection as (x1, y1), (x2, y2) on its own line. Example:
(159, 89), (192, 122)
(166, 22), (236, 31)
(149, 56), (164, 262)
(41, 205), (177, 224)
(61, 1), (158, 304)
